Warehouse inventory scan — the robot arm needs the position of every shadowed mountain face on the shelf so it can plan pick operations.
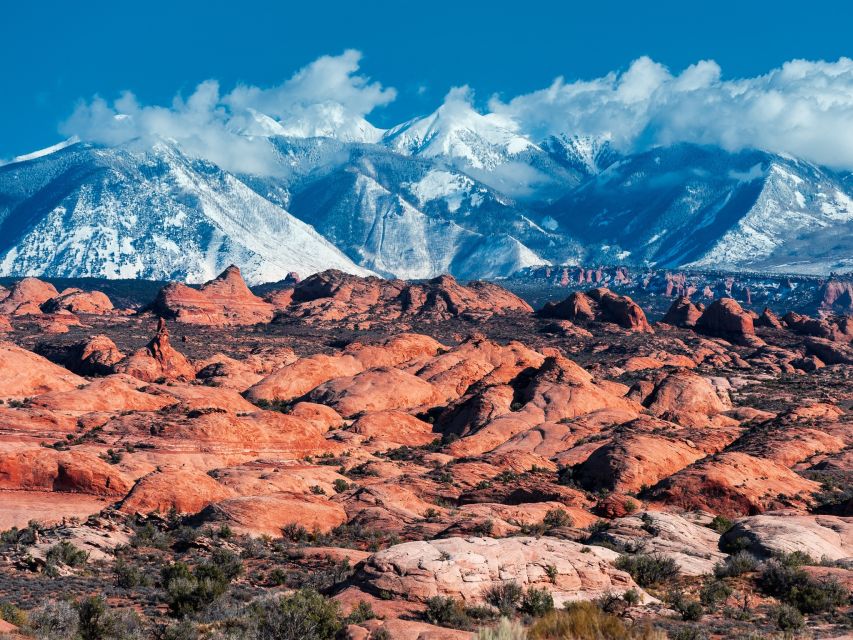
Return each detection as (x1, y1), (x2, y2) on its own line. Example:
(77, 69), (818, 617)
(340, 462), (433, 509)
(1, 125), (852, 283)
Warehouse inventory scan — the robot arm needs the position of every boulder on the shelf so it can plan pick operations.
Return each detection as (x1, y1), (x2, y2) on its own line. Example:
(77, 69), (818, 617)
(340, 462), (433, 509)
(661, 297), (702, 328)
(358, 536), (647, 605)
(721, 514), (853, 561)
(0, 277), (58, 314)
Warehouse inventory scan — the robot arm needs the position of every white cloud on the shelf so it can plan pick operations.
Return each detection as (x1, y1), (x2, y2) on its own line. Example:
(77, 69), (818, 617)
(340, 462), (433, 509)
(60, 50), (396, 175)
(489, 56), (853, 170)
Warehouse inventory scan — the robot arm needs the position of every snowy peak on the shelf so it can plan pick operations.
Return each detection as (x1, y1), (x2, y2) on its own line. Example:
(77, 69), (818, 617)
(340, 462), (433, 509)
(542, 133), (616, 175)
(382, 92), (537, 169)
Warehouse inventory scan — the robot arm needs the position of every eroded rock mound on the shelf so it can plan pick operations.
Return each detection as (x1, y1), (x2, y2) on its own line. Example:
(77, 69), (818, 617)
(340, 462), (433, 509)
(0, 341), (86, 398)
(282, 270), (532, 324)
(721, 514), (853, 561)
(539, 288), (652, 332)
(41, 288), (114, 314)
(114, 318), (195, 382)
(661, 297), (702, 328)
(359, 536), (645, 605)
(150, 265), (275, 326)
(0, 277), (58, 314)
(120, 469), (235, 515)
(695, 298), (755, 343)
(0, 449), (132, 496)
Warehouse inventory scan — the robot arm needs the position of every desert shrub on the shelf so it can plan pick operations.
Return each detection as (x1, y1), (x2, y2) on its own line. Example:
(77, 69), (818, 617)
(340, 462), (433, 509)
(759, 559), (849, 613)
(521, 587), (554, 617)
(699, 579), (732, 609)
(0, 601), (26, 627)
(484, 581), (524, 616)
(344, 601), (376, 625)
(27, 600), (79, 640)
(528, 602), (665, 639)
(424, 596), (471, 629)
(158, 620), (200, 640)
(332, 479), (349, 493)
(477, 617), (528, 640)
(130, 522), (169, 549)
(114, 558), (150, 588)
(615, 553), (679, 587)
(667, 588), (703, 621)
(713, 551), (759, 578)
(708, 515), (733, 534)
(542, 509), (573, 530)
(161, 557), (235, 617)
(719, 535), (751, 554)
(46, 541), (88, 568)
(76, 596), (145, 640)
(668, 628), (709, 640)
(249, 590), (341, 640)
(768, 603), (804, 632)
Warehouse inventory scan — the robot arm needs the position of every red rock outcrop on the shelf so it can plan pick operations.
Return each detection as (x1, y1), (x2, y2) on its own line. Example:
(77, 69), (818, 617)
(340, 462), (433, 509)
(538, 288), (652, 332)
(0, 341), (86, 398)
(41, 288), (114, 314)
(114, 318), (195, 382)
(784, 312), (853, 342)
(0, 277), (58, 314)
(65, 334), (125, 375)
(281, 269), (532, 324)
(120, 469), (235, 514)
(695, 298), (755, 343)
(0, 449), (132, 496)
(150, 265), (275, 326)
(661, 297), (702, 328)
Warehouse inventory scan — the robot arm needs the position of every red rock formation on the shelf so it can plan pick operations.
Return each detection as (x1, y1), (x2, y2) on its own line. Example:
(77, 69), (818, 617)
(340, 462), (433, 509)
(784, 312), (853, 342)
(695, 298), (755, 343)
(0, 449), (132, 496)
(661, 297), (702, 327)
(0, 341), (86, 398)
(755, 307), (783, 328)
(114, 318), (195, 382)
(0, 277), (58, 314)
(151, 265), (274, 325)
(539, 288), (652, 332)
(65, 335), (125, 375)
(120, 469), (235, 514)
(41, 288), (114, 314)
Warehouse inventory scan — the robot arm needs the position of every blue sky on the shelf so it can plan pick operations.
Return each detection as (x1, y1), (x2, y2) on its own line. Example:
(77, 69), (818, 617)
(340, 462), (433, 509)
(3, 0), (853, 160)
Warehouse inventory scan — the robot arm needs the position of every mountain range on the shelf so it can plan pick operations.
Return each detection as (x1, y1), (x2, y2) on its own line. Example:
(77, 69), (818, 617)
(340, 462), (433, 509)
(2, 100), (853, 284)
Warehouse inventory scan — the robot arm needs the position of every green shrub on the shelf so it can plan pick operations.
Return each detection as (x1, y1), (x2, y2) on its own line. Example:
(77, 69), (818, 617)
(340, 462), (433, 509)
(709, 515), (733, 534)
(542, 509), (573, 530)
(699, 579), (731, 610)
(114, 558), (150, 588)
(713, 551), (758, 578)
(161, 557), (236, 617)
(484, 581), (524, 616)
(76, 596), (144, 640)
(759, 559), (849, 614)
(424, 596), (471, 630)
(27, 600), (79, 640)
(769, 603), (804, 632)
(521, 587), (554, 617)
(249, 590), (341, 640)
(614, 553), (679, 587)
(344, 601), (376, 625)
(0, 601), (26, 627)
(46, 541), (88, 568)
(332, 479), (349, 493)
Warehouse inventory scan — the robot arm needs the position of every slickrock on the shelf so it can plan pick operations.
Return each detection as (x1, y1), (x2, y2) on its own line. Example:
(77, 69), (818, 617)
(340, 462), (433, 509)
(120, 469), (235, 514)
(41, 288), (114, 314)
(30, 375), (175, 413)
(643, 370), (731, 417)
(804, 336), (853, 364)
(308, 367), (437, 417)
(245, 333), (442, 403)
(591, 511), (726, 575)
(0, 277), (58, 314)
(0, 315), (12, 332)
(0, 341), (86, 398)
(358, 537), (646, 605)
(784, 311), (853, 342)
(0, 449), (132, 497)
(114, 318), (195, 382)
(539, 288), (652, 332)
(194, 493), (347, 537)
(722, 514), (853, 561)
(649, 452), (820, 516)
(150, 265), (275, 325)
(350, 410), (437, 448)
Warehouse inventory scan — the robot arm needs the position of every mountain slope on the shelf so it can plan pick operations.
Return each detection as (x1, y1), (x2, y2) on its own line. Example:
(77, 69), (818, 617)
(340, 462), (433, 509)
(0, 142), (370, 284)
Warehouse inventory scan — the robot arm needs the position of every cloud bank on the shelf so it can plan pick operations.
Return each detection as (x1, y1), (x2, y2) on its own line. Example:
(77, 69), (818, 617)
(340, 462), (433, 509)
(61, 52), (853, 173)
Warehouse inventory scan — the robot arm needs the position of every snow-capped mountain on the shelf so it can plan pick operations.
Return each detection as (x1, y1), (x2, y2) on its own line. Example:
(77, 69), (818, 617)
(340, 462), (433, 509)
(546, 144), (853, 273)
(3, 97), (853, 284)
(0, 141), (370, 284)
